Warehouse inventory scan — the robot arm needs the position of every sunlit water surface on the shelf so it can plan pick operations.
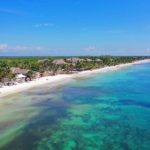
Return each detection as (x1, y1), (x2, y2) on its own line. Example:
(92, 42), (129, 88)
(0, 63), (150, 150)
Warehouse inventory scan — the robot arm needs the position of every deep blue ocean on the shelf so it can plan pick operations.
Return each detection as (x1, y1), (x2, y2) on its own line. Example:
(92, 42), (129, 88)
(0, 63), (150, 150)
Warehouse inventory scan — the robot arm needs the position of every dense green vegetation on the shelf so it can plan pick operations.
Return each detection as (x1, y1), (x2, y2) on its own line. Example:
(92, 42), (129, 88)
(0, 56), (149, 83)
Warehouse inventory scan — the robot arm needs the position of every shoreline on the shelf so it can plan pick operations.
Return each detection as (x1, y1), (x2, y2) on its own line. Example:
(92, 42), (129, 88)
(0, 59), (150, 98)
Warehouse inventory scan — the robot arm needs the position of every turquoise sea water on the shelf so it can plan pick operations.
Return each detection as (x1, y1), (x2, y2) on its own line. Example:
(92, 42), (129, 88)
(0, 63), (150, 150)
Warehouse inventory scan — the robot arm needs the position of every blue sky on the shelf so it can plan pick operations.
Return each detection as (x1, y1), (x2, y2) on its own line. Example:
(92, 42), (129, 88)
(0, 0), (150, 56)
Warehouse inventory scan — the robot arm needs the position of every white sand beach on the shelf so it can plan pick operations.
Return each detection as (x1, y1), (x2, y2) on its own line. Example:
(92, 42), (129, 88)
(0, 59), (150, 98)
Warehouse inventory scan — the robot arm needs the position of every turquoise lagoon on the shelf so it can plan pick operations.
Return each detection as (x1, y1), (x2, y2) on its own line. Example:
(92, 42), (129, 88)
(0, 63), (150, 150)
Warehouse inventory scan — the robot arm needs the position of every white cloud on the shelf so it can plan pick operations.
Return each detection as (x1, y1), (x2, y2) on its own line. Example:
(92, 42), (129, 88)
(0, 44), (8, 50)
(33, 23), (54, 28)
(0, 43), (44, 52)
(84, 46), (108, 55)
(84, 46), (97, 51)
(146, 48), (150, 53)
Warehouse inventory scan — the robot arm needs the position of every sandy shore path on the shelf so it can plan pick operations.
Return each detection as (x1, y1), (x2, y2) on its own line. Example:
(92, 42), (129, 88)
(0, 59), (150, 98)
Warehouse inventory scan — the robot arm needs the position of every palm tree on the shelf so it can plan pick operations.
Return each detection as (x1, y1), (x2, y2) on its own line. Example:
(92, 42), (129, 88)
(0, 61), (10, 81)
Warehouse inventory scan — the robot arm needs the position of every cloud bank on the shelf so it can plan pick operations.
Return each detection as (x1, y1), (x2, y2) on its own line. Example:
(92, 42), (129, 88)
(0, 43), (44, 52)
(33, 23), (54, 28)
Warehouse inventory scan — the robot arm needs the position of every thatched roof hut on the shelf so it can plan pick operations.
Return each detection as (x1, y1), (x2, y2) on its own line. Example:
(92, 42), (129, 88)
(52, 59), (66, 65)
(66, 58), (82, 63)
(10, 67), (29, 75)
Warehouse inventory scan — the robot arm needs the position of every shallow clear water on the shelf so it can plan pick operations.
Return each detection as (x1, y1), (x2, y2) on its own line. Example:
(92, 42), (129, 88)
(0, 63), (150, 150)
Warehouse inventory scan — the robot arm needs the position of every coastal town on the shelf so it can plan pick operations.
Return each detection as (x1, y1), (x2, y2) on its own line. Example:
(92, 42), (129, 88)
(0, 56), (150, 98)
(0, 56), (147, 87)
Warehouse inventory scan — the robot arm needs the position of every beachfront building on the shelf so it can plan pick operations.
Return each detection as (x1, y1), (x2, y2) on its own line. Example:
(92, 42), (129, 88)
(16, 74), (26, 82)
(52, 59), (66, 65)
(10, 67), (29, 82)
(10, 67), (29, 75)
(66, 57), (82, 63)
(52, 59), (66, 75)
